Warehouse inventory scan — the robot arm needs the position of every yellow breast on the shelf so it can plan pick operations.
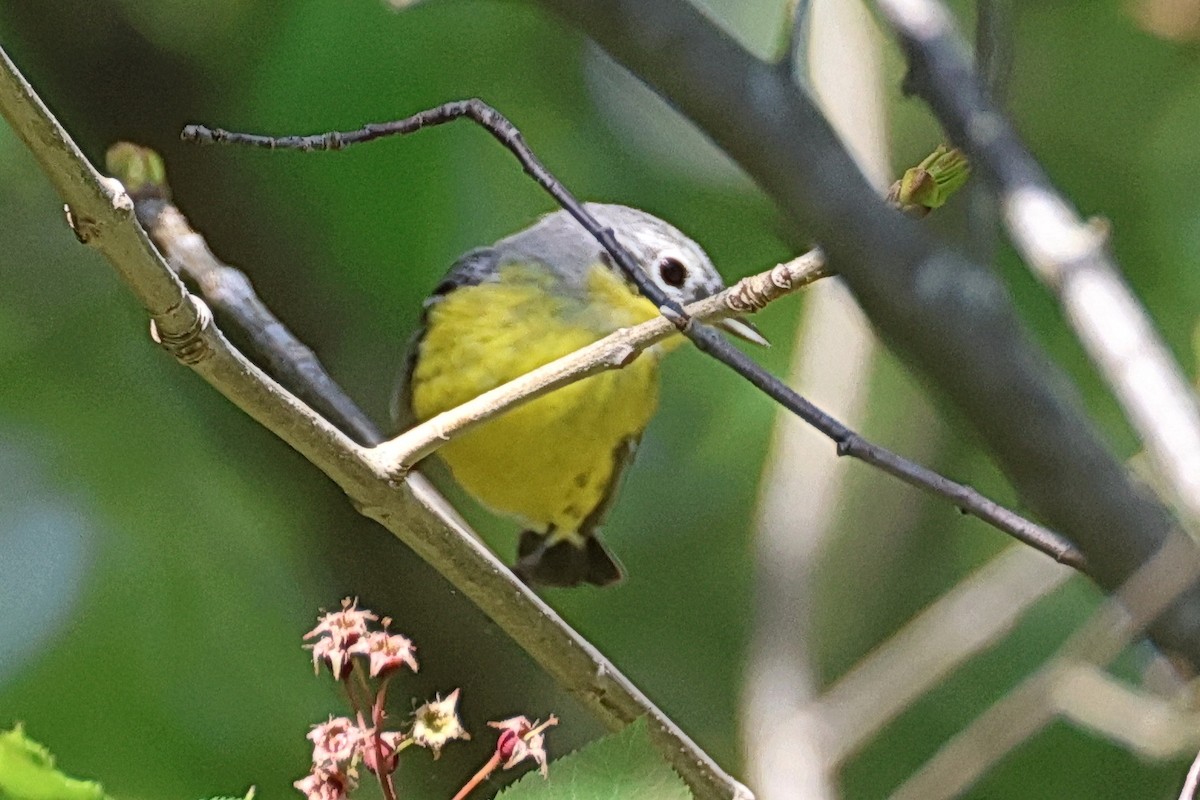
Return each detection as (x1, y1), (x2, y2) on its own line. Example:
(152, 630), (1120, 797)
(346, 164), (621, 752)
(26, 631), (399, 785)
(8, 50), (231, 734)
(408, 262), (674, 535)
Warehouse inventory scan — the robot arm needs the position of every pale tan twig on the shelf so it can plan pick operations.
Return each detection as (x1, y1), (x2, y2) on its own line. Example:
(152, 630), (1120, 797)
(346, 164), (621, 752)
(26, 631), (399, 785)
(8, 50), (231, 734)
(819, 545), (1073, 767)
(0, 44), (751, 800)
(743, 6), (888, 797)
(367, 252), (830, 473)
(890, 534), (1200, 800)
(365, 240), (1084, 569)
(1181, 746), (1200, 800)
(1052, 662), (1200, 761)
(741, 278), (866, 800)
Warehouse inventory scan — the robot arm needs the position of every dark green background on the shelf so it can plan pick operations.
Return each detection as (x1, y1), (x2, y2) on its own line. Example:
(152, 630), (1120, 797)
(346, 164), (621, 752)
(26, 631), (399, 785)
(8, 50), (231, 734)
(1, 1), (1196, 797)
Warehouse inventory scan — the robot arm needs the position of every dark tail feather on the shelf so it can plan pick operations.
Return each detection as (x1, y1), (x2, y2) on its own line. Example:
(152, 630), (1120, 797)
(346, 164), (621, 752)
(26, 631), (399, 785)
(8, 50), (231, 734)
(515, 530), (624, 588)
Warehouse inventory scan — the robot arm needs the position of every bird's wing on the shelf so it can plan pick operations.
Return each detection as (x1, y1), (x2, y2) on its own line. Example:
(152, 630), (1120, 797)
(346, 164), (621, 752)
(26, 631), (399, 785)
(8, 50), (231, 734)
(577, 434), (641, 540)
(391, 246), (500, 429)
(514, 435), (637, 587)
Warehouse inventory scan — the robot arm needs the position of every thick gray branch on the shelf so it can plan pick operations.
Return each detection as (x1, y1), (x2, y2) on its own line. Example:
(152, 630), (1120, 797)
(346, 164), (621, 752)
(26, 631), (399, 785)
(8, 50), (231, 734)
(876, 0), (1200, 524)
(534, 0), (1200, 663)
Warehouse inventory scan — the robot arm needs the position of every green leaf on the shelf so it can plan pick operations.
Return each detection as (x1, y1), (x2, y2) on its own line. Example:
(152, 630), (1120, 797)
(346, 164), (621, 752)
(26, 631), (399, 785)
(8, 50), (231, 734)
(201, 788), (255, 800)
(496, 718), (692, 800)
(0, 726), (109, 800)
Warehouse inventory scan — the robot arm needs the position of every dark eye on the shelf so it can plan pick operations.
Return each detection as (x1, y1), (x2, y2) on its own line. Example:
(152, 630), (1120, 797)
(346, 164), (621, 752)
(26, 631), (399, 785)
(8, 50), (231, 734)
(658, 257), (688, 288)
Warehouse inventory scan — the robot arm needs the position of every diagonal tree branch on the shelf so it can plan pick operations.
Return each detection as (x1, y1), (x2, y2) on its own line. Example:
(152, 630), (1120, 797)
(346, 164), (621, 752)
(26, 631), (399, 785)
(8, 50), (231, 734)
(114, 140), (1082, 569)
(181, 106), (1084, 567)
(532, 0), (1200, 664)
(875, 0), (1200, 525)
(0, 44), (751, 800)
(107, 162), (383, 447)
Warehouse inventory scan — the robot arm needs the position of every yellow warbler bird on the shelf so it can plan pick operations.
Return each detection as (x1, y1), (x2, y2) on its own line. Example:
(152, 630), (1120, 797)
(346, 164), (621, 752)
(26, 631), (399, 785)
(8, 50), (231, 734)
(399, 204), (766, 587)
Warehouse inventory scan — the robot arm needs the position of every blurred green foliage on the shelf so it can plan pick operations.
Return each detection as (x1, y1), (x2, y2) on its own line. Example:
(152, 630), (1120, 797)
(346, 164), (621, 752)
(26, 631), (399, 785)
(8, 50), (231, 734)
(1, 0), (1198, 798)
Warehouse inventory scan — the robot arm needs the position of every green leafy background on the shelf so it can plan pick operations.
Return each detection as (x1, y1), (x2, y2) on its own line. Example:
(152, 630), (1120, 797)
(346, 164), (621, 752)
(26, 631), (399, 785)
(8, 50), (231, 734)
(0, 0), (1195, 798)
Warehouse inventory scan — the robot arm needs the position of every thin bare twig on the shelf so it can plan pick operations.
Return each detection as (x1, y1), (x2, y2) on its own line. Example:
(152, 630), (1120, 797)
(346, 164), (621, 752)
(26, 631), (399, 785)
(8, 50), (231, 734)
(0, 44), (752, 800)
(185, 107), (1085, 570)
(877, 0), (1200, 525)
(184, 102), (687, 324)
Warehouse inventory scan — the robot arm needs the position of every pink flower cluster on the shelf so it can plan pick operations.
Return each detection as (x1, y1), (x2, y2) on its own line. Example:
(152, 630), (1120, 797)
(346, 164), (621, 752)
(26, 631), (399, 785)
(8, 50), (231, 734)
(304, 598), (417, 681)
(293, 599), (556, 800)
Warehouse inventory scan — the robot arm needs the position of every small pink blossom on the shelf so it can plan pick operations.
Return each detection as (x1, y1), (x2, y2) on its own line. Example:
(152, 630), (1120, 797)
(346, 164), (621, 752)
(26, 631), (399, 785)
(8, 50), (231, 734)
(488, 715), (557, 777)
(293, 767), (351, 800)
(305, 598), (377, 644)
(304, 598), (377, 680)
(349, 628), (418, 678)
(307, 717), (363, 768)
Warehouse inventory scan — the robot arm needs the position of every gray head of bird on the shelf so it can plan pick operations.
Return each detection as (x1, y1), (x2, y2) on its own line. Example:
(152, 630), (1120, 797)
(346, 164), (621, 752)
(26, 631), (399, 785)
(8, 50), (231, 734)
(495, 203), (769, 346)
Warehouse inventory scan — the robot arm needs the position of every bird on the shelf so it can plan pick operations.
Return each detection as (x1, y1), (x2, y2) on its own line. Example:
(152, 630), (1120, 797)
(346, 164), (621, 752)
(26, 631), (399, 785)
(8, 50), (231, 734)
(398, 204), (767, 588)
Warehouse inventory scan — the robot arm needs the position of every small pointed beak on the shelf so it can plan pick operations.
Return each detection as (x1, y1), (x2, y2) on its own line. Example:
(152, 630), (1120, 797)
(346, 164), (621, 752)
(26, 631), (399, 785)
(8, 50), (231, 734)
(718, 317), (771, 347)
